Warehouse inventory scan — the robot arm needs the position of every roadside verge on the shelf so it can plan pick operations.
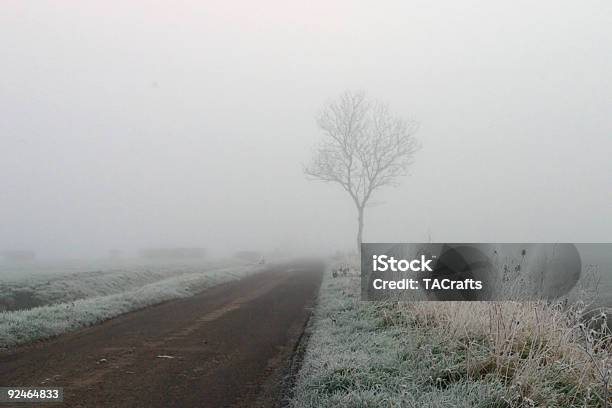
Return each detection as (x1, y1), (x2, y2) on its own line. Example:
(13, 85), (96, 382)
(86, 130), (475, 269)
(290, 262), (610, 407)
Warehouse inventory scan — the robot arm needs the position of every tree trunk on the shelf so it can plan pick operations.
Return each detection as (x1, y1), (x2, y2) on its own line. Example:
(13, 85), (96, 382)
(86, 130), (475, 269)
(356, 207), (364, 256)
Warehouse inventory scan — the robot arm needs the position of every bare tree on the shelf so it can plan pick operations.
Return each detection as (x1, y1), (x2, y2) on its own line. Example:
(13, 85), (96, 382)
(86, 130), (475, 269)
(305, 91), (419, 254)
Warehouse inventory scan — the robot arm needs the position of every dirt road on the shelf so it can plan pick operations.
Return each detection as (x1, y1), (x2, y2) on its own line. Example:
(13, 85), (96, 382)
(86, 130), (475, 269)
(0, 260), (324, 408)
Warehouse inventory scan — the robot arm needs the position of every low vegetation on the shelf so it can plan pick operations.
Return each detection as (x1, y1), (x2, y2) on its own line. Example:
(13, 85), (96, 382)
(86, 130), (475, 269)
(292, 259), (611, 407)
(0, 261), (260, 348)
(0, 259), (240, 311)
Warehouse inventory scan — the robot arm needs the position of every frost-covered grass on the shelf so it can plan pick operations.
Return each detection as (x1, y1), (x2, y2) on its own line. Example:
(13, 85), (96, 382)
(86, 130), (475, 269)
(0, 261), (260, 348)
(292, 271), (507, 407)
(0, 258), (239, 311)
(292, 262), (611, 408)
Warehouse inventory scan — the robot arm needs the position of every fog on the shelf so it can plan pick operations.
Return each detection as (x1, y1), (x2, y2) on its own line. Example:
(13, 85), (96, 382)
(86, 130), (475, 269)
(1, 1), (611, 259)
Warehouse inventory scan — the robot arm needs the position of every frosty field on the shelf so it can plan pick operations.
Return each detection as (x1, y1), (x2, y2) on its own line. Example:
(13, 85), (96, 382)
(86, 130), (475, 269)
(0, 258), (246, 311)
(292, 260), (611, 408)
(291, 269), (504, 408)
(0, 258), (261, 348)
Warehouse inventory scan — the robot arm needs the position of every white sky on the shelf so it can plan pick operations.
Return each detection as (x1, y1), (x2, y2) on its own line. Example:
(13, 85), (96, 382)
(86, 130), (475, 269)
(1, 0), (611, 257)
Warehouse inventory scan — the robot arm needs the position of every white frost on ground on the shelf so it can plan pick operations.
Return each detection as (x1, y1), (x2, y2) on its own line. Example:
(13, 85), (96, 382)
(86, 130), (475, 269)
(292, 260), (611, 408)
(0, 259), (241, 311)
(0, 263), (260, 348)
(291, 270), (507, 408)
